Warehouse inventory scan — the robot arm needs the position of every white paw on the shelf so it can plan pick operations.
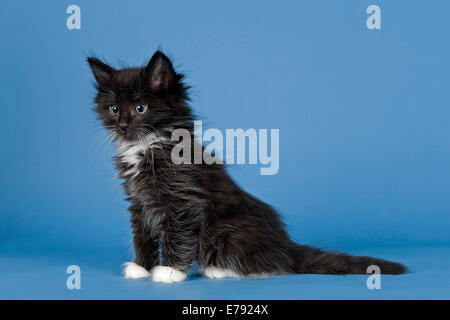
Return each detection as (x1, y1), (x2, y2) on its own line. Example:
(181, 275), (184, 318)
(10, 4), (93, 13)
(151, 266), (187, 283)
(204, 266), (239, 279)
(122, 262), (151, 279)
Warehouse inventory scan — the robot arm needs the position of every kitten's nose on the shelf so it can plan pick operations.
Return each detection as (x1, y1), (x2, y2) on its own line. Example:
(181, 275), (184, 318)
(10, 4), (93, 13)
(119, 124), (129, 132)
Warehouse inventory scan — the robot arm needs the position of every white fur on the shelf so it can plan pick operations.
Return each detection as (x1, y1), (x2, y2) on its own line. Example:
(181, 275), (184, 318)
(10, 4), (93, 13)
(203, 266), (276, 279)
(119, 143), (148, 167)
(116, 134), (168, 177)
(122, 262), (151, 279)
(151, 266), (187, 283)
(203, 266), (240, 279)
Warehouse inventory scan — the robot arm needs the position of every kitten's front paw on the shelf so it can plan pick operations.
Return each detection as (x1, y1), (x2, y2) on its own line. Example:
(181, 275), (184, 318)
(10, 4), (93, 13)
(151, 266), (187, 283)
(123, 262), (151, 279)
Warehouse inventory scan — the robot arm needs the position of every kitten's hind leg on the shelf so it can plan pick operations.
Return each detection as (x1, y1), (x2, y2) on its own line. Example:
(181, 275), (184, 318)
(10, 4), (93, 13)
(203, 266), (240, 279)
(122, 262), (151, 279)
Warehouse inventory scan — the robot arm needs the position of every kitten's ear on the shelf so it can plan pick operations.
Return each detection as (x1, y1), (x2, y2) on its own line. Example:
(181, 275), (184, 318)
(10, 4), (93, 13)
(87, 57), (115, 84)
(144, 51), (175, 91)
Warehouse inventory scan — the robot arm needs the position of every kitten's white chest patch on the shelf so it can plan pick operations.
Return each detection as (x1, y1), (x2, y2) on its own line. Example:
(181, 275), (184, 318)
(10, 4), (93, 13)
(116, 134), (168, 177)
(117, 141), (148, 177)
(119, 141), (147, 165)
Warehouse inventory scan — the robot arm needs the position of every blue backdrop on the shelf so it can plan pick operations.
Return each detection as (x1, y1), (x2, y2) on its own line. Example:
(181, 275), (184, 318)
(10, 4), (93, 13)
(1, 0), (449, 299)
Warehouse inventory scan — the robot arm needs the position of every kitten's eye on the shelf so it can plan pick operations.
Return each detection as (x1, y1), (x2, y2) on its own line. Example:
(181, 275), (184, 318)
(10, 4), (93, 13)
(135, 104), (147, 114)
(110, 105), (119, 115)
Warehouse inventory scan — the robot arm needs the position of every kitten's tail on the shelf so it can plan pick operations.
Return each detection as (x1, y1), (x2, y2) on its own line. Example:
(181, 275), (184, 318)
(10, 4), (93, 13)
(290, 243), (407, 275)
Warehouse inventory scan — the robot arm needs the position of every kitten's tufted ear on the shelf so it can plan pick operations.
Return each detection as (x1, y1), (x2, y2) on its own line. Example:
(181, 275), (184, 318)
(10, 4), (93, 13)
(144, 51), (175, 91)
(87, 57), (115, 84)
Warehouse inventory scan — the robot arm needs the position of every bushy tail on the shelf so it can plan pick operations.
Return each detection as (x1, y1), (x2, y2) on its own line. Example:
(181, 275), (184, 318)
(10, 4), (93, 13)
(291, 243), (407, 275)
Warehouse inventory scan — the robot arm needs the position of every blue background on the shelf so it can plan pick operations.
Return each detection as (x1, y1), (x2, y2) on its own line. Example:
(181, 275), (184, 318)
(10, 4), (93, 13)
(0, 0), (449, 299)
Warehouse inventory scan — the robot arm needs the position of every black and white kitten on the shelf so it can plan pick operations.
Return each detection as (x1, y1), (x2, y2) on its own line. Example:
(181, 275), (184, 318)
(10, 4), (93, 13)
(88, 51), (406, 283)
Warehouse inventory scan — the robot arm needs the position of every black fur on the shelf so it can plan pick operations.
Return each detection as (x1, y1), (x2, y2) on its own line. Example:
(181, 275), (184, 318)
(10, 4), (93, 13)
(88, 50), (406, 278)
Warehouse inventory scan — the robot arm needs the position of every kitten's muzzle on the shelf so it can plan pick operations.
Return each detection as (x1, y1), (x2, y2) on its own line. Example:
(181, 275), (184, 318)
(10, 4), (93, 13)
(119, 124), (129, 132)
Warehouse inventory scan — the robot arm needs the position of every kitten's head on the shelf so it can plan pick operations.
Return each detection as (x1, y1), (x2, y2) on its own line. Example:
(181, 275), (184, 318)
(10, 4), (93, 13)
(88, 51), (192, 142)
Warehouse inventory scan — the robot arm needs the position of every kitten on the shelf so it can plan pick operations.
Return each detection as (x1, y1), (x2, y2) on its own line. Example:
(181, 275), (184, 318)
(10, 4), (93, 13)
(88, 50), (406, 283)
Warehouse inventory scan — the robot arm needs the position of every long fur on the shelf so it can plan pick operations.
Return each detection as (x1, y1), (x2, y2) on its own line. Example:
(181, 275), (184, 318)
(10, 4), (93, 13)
(88, 51), (406, 279)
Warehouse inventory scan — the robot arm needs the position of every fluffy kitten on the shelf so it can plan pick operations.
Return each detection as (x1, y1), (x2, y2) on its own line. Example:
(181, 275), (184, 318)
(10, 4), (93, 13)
(88, 50), (406, 283)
